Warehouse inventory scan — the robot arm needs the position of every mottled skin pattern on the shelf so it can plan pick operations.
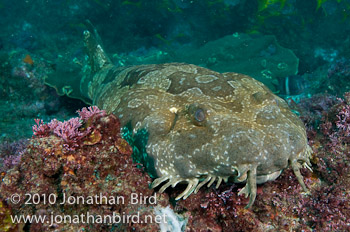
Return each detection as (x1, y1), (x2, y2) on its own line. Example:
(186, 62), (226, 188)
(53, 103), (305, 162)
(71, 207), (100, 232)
(82, 30), (312, 208)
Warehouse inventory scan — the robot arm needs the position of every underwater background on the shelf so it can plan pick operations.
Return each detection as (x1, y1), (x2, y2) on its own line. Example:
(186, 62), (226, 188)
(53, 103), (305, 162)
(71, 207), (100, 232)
(0, 0), (350, 231)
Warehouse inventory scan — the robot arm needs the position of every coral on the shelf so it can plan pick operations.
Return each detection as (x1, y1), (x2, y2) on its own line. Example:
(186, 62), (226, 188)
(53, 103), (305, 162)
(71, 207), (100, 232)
(77, 106), (106, 121)
(335, 104), (350, 137)
(32, 106), (108, 149)
(2, 99), (350, 231)
(297, 93), (339, 127)
(174, 183), (267, 232)
(312, 93), (350, 184)
(32, 119), (50, 137)
(52, 117), (84, 143)
(297, 183), (350, 231)
(293, 93), (343, 152)
(0, 139), (27, 174)
(0, 106), (167, 231)
(0, 199), (24, 232)
(328, 58), (350, 78)
(171, 164), (349, 231)
(326, 58), (350, 94)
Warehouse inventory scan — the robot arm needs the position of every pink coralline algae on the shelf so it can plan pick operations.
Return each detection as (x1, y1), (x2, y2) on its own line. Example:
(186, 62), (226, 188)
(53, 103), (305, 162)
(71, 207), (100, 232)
(31, 118), (49, 137)
(32, 106), (107, 149)
(0, 139), (27, 174)
(1, 106), (168, 232)
(328, 58), (350, 79)
(77, 106), (106, 121)
(2, 100), (350, 231)
(326, 58), (350, 94)
(335, 104), (350, 138)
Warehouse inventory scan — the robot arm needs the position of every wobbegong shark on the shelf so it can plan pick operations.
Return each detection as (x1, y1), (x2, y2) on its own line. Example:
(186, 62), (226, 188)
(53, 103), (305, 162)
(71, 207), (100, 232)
(58, 26), (313, 208)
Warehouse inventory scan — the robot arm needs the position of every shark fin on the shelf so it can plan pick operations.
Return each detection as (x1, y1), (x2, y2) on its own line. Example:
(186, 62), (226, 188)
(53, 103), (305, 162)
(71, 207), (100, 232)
(83, 20), (112, 74)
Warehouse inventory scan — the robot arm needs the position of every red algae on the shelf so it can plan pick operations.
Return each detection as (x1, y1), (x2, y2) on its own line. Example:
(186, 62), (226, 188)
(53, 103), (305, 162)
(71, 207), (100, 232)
(1, 99), (350, 231)
(0, 106), (168, 231)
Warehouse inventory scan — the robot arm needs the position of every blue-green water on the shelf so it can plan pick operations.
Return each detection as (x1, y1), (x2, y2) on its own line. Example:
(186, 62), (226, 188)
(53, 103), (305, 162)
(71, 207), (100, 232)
(1, 1), (350, 231)
(1, 0), (350, 141)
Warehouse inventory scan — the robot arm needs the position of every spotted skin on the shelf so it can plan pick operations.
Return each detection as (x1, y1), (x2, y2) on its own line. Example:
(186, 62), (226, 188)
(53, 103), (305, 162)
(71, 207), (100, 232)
(82, 30), (312, 208)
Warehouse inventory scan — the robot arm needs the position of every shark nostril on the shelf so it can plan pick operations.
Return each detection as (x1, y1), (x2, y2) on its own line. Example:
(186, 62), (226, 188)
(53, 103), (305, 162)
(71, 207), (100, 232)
(169, 111), (179, 132)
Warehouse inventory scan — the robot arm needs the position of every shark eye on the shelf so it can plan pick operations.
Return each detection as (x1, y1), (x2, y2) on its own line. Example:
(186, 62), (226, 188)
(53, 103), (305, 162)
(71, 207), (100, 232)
(187, 104), (207, 126)
(194, 108), (206, 122)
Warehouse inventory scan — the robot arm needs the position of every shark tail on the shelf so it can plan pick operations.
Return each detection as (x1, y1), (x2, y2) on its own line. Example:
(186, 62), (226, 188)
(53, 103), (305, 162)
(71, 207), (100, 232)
(83, 20), (112, 74)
